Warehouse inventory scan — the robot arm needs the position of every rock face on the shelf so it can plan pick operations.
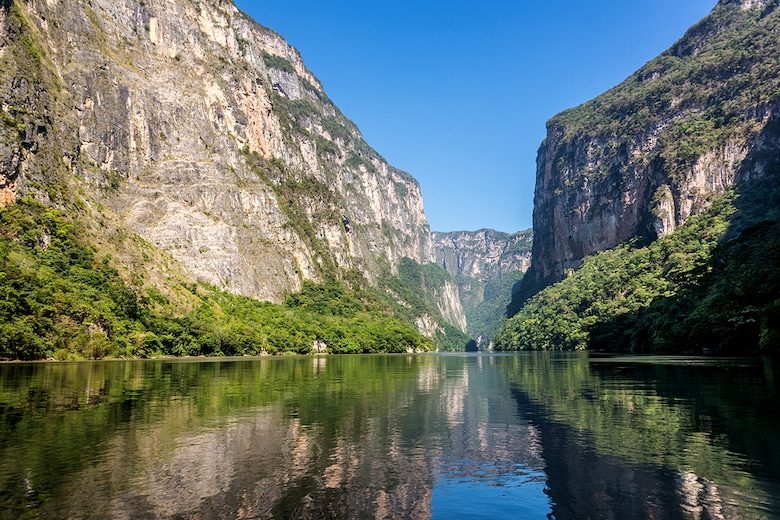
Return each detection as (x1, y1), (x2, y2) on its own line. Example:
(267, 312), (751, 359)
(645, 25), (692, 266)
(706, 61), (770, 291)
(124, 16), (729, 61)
(0, 0), (463, 329)
(432, 229), (532, 282)
(521, 0), (780, 297)
(433, 229), (532, 346)
(430, 280), (468, 334)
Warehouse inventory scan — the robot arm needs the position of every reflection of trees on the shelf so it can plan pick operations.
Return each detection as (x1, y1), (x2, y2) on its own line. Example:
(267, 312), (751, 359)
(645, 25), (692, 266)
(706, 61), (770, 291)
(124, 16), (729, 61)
(0, 355), (551, 518)
(0, 357), (438, 518)
(501, 353), (780, 519)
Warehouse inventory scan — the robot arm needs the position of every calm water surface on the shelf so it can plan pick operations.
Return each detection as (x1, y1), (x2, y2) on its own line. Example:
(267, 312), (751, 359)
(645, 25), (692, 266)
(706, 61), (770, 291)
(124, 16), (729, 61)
(0, 353), (778, 519)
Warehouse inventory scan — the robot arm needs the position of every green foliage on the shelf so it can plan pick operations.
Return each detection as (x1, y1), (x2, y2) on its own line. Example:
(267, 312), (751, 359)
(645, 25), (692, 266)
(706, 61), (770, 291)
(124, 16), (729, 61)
(432, 321), (472, 353)
(498, 174), (780, 355)
(550, 2), (780, 179)
(144, 281), (433, 357)
(503, 4), (780, 354)
(0, 199), (140, 360)
(594, 219), (780, 354)
(379, 259), (446, 321)
(10, 2), (44, 68)
(261, 52), (295, 74)
(460, 271), (524, 344)
(321, 116), (354, 146)
(377, 258), (472, 352)
(282, 279), (434, 354)
(300, 77), (332, 105)
(237, 157), (465, 353)
(0, 201), (434, 360)
(495, 195), (736, 351)
(270, 93), (317, 136)
(588, 175), (780, 354)
(345, 152), (376, 173)
(659, 116), (727, 172)
(1, 107), (27, 135)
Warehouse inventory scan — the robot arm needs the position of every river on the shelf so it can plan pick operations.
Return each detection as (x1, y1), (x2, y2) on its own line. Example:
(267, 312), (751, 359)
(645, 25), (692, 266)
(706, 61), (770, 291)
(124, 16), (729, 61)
(0, 353), (778, 518)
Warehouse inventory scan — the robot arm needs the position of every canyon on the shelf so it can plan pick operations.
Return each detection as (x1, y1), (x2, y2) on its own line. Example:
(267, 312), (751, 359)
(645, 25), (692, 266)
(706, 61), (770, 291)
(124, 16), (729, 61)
(0, 0), (483, 343)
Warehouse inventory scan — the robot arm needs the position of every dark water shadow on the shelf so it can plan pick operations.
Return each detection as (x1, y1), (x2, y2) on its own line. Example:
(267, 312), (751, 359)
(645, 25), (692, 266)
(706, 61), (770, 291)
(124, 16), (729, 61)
(506, 355), (780, 519)
(514, 390), (689, 520)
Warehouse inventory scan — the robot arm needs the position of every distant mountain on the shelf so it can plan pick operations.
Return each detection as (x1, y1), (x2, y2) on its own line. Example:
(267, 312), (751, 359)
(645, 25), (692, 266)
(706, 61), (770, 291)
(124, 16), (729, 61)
(433, 229), (532, 348)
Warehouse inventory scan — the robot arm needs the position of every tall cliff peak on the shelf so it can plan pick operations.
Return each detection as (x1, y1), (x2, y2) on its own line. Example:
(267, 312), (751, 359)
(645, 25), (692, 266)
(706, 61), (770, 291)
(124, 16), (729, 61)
(516, 0), (780, 302)
(0, 0), (468, 342)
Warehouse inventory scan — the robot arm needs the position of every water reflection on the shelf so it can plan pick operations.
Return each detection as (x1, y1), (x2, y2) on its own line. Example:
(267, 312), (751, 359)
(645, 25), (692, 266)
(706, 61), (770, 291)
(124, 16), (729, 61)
(430, 355), (550, 518)
(503, 353), (780, 519)
(0, 354), (778, 518)
(0, 356), (550, 518)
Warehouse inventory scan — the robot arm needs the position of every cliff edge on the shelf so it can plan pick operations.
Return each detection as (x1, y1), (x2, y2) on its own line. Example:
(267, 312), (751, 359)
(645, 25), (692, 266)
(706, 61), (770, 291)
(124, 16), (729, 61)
(518, 0), (780, 302)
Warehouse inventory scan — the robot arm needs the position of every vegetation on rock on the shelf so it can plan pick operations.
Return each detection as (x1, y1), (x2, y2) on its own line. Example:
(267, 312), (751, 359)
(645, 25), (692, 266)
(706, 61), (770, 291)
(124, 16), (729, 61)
(0, 200), (436, 360)
(460, 271), (524, 347)
(520, 0), (780, 299)
(502, 1), (780, 355)
(553, 1), (780, 156)
(496, 177), (780, 354)
(0, 0), (474, 359)
(378, 258), (471, 352)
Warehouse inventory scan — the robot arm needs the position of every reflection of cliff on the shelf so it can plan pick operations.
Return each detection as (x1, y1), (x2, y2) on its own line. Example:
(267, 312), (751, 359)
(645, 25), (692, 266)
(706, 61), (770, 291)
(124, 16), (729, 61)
(504, 355), (780, 519)
(515, 391), (736, 520)
(26, 360), (438, 519)
(438, 356), (543, 468)
(4, 356), (549, 519)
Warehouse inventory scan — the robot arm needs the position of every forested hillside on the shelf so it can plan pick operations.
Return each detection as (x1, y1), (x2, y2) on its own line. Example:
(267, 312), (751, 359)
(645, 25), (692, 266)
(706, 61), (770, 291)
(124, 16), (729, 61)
(496, 176), (780, 354)
(0, 199), (439, 359)
(0, 0), (471, 359)
(497, 0), (780, 354)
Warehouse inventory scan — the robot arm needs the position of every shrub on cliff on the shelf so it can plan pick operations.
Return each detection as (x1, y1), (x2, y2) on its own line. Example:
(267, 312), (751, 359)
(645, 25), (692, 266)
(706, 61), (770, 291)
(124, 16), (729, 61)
(0, 200), (435, 360)
(494, 195), (735, 352)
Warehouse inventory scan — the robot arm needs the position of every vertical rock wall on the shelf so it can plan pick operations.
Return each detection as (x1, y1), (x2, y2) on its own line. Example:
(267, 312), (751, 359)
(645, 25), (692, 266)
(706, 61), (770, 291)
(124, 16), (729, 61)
(1, 0), (442, 309)
(521, 0), (780, 296)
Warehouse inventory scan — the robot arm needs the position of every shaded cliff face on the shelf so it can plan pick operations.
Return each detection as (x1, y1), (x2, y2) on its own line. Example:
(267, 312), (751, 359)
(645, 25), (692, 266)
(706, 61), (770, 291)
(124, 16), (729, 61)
(523, 0), (780, 294)
(0, 0), (436, 304)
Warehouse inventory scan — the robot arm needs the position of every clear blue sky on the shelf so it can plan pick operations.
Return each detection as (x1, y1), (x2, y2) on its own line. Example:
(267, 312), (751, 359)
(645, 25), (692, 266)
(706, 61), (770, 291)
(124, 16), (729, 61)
(235, 0), (718, 233)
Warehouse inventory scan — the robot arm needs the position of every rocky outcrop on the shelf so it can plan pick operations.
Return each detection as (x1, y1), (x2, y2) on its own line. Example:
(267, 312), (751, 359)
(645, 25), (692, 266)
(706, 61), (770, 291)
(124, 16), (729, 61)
(432, 229), (532, 282)
(0, 0), (466, 331)
(431, 279), (468, 333)
(520, 0), (780, 297)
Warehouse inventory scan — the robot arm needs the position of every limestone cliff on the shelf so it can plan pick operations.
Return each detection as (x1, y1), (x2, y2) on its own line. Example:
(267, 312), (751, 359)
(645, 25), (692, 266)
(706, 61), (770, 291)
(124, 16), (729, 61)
(433, 229), (532, 347)
(433, 229), (532, 282)
(0, 0), (466, 334)
(520, 0), (780, 298)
